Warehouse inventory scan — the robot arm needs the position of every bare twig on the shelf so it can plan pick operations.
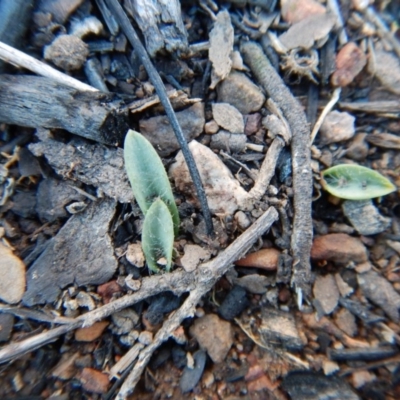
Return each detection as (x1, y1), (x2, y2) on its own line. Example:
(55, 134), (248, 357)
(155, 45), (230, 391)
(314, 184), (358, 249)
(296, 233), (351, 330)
(117, 206), (279, 398)
(104, 0), (214, 236)
(249, 137), (285, 200)
(241, 41), (313, 302)
(0, 41), (97, 92)
(310, 87), (341, 144)
(0, 208), (278, 365)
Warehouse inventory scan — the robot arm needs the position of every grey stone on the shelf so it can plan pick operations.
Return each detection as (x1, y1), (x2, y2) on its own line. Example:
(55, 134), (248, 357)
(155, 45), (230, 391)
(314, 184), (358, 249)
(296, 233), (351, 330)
(212, 103), (244, 134)
(139, 102), (205, 156)
(342, 200), (391, 235)
(217, 72), (265, 115)
(0, 314), (14, 342)
(358, 270), (400, 322)
(320, 111), (355, 144)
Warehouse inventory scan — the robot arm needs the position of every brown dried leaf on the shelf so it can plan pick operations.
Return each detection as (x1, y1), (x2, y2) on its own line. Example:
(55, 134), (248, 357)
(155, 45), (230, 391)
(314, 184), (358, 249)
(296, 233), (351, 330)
(209, 10), (234, 89)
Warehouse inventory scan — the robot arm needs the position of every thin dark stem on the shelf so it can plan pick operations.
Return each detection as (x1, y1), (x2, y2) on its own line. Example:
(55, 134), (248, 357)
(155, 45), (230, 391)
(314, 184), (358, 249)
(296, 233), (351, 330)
(104, 0), (214, 236)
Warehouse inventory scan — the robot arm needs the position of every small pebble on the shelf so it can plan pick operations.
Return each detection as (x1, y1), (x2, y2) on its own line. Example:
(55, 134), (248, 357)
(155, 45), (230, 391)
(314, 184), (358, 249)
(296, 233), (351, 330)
(80, 368), (110, 394)
(320, 111), (355, 144)
(212, 103), (244, 134)
(179, 350), (207, 393)
(204, 120), (219, 135)
(75, 321), (109, 342)
(138, 330), (153, 345)
(235, 248), (280, 270)
(44, 35), (89, 70)
(218, 285), (249, 320)
(190, 314), (233, 363)
(311, 233), (368, 264)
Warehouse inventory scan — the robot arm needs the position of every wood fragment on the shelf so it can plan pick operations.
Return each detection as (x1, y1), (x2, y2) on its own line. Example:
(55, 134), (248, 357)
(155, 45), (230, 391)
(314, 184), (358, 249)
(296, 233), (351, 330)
(0, 75), (129, 146)
(125, 0), (188, 57)
(310, 88), (341, 144)
(340, 101), (400, 114)
(0, 41), (97, 92)
(241, 41), (313, 300)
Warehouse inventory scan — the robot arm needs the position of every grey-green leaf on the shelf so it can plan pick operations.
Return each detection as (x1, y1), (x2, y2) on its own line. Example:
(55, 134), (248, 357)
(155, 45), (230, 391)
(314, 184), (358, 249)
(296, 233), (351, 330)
(124, 130), (179, 234)
(142, 199), (174, 273)
(321, 164), (396, 200)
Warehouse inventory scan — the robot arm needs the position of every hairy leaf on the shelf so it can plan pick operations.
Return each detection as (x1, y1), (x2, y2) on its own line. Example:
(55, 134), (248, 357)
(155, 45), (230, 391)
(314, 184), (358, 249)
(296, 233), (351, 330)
(142, 199), (174, 273)
(124, 130), (179, 234)
(321, 164), (396, 200)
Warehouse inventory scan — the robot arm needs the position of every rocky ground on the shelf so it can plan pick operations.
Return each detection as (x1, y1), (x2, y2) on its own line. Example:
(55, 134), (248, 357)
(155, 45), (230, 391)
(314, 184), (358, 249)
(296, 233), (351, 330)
(1, 0), (400, 399)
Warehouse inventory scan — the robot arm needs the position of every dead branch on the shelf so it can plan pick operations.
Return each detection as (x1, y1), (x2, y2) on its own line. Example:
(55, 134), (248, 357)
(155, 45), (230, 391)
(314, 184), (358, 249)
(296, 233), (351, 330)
(117, 206), (279, 398)
(0, 207), (278, 365)
(0, 41), (97, 92)
(241, 41), (313, 302)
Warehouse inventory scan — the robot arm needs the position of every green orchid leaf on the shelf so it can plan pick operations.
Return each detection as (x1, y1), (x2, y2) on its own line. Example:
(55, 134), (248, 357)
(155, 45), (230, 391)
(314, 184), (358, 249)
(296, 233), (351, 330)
(142, 198), (174, 273)
(321, 164), (396, 200)
(124, 130), (179, 234)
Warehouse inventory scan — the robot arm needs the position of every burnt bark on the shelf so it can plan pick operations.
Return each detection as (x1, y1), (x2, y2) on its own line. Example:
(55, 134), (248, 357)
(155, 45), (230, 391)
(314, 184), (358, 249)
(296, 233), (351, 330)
(0, 75), (130, 146)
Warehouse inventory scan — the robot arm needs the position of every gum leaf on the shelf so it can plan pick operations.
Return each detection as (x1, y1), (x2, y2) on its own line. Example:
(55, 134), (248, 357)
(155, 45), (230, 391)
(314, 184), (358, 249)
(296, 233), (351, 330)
(321, 164), (396, 200)
(141, 199), (174, 273)
(124, 130), (179, 234)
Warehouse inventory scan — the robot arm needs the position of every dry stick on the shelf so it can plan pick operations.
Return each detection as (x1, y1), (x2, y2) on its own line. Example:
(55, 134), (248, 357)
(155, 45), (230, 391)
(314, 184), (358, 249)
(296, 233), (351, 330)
(248, 137), (285, 200)
(0, 207), (278, 364)
(117, 206), (279, 399)
(104, 0), (214, 236)
(310, 87), (341, 144)
(0, 41), (97, 92)
(0, 271), (193, 363)
(241, 41), (313, 302)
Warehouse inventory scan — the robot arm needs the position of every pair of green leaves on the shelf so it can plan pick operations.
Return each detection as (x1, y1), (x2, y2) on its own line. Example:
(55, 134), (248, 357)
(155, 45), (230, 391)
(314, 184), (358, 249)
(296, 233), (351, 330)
(321, 164), (396, 200)
(124, 130), (179, 272)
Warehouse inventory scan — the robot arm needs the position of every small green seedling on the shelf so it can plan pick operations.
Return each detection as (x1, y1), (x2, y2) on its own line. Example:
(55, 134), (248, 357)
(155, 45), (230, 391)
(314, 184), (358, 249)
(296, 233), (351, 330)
(141, 198), (174, 272)
(321, 164), (396, 200)
(124, 129), (179, 272)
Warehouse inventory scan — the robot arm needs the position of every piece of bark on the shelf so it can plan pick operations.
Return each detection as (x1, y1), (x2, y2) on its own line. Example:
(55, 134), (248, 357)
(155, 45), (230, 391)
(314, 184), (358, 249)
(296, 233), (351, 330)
(0, 75), (129, 146)
(259, 307), (305, 351)
(23, 199), (118, 306)
(329, 347), (397, 362)
(29, 134), (133, 204)
(125, 0), (188, 57)
(282, 371), (360, 400)
(209, 10), (234, 89)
